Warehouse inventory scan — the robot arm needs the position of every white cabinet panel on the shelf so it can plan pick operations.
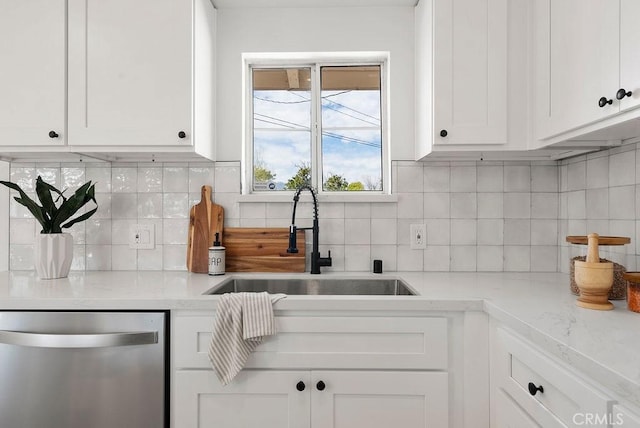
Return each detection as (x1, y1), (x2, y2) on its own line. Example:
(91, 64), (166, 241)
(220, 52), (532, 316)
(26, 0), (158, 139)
(68, 0), (193, 147)
(494, 388), (544, 428)
(0, 0), (66, 146)
(173, 370), (311, 428)
(173, 314), (448, 370)
(312, 371), (448, 428)
(433, 0), (507, 145)
(619, 0), (640, 112)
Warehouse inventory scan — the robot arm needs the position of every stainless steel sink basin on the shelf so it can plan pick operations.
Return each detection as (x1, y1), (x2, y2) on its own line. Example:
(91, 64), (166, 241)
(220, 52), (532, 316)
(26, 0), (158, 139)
(204, 277), (417, 296)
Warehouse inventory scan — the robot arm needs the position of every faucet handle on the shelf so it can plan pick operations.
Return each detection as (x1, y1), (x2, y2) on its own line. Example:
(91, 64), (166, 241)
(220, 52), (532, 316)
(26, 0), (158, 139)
(287, 225), (299, 253)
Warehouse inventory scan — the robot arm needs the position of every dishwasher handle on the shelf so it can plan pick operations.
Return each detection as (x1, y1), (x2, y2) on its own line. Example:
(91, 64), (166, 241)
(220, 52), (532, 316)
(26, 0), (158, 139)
(0, 330), (158, 348)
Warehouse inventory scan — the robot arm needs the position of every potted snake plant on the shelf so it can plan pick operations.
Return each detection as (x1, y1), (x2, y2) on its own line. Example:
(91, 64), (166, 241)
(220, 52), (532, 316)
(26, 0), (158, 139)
(0, 176), (98, 279)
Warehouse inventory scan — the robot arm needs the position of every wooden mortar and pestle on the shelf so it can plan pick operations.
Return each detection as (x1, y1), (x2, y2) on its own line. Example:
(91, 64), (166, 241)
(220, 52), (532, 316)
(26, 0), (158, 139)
(574, 233), (614, 310)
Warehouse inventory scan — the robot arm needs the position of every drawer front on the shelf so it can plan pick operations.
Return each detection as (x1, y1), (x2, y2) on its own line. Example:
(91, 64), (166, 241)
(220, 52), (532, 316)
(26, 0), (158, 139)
(497, 328), (610, 428)
(173, 314), (448, 370)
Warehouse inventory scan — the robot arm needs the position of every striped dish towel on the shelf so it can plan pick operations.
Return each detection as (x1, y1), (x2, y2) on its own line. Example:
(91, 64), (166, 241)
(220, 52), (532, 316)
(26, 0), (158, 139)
(208, 292), (286, 385)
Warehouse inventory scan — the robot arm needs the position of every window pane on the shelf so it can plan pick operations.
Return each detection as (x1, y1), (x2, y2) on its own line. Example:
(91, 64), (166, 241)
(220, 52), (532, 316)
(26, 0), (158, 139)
(252, 68), (311, 191)
(321, 66), (382, 192)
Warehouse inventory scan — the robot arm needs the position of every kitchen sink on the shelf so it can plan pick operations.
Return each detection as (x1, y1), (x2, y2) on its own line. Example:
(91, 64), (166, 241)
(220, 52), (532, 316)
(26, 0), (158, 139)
(204, 277), (418, 296)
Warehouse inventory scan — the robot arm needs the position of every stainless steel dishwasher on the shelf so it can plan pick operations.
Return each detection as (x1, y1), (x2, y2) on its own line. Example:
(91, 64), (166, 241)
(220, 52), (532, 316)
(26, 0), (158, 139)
(0, 311), (167, 428)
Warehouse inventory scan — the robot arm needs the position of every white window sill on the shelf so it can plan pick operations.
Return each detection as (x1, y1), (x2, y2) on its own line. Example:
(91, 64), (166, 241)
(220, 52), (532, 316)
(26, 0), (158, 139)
(237, 193), (398, 203)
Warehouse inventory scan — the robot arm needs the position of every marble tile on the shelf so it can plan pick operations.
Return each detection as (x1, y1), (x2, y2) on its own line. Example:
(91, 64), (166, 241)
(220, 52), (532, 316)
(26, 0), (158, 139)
(586, 156), (608, 189)
(504, 165), (530, 192)
(504, 193), (531, 219)
(138, 167), (163, 193)
(504, 245), (530, 271)
(112, 193), (138, 219)
(477, 246), (504, 271)
(610, 151), (635, 187)
(424, 193), (450, 219)
(397, 193), (423, 219)
(189, 166), (215, 193)
(450, 245), (476, 271)
(163, 167), (189, 193)
(138, 193), (163, 218)
(86, 167), (111, 193)
(397, 165), (423, 193)
(477, 165), (503, 192)
(10, 219), (35, 245)
(423, 246), (450, 271)
(450, 219), (476, 245)
(423, 166), (450, 193)
(111, 246), (137, 270)
(370, 218), (396, 245)
(345, 218), (371, 245)
(396, 245), (424, 271)
(450, 193), (477, 219)
(138, 246), (164, 270)
(162, 193), (189, 218)
(531, 164), (558, 192)
(86, 245), (112, 270)
(531, 193), (558, 219)
(450, 165), (476, 192)
(344, 245), (370, 271)
(477, 193), (503, 219)
(111, 167), (137, 193)
(477, 219), (503, 245)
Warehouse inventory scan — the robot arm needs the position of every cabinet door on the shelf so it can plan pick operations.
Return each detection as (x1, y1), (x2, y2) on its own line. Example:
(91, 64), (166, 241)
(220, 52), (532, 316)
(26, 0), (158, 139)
(494, 389), (545, 428)
(311, 371), (448, 428)
(619, 0), (640, 112)
(536, 0), (619, 139)
(433, 0), (508, 145)
(173, 370), (310, 428)
(68, 0), (192, 147)
(0, 0), (66, 146)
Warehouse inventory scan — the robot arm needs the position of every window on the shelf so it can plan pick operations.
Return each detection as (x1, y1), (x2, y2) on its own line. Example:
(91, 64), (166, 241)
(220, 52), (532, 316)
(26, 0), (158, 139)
(246, 55), (388, 195)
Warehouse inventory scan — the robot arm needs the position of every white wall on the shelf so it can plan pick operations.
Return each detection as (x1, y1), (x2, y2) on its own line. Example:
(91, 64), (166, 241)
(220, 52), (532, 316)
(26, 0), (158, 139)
(0, 161), (8, 271)
(215, 6), (416, 161)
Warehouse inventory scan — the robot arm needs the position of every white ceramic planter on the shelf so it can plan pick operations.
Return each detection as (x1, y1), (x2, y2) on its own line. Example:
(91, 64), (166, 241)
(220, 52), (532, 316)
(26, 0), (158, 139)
(34, 233), (74, 279)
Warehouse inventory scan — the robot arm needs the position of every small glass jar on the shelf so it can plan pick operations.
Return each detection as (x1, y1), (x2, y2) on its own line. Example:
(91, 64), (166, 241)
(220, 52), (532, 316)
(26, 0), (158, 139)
(623, 273), (640, 313)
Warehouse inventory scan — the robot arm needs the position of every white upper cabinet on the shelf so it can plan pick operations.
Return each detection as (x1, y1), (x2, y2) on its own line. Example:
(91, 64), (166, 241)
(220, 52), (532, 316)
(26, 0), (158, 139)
(67, 0), (192, 147)
(415, 0), (531, 159)
(432, 0), (507, 146)
(0, 0), (66, 146)
(0, 0), (216, 161)
(535, 0), (640, 144)
(619, 0), (640, 113)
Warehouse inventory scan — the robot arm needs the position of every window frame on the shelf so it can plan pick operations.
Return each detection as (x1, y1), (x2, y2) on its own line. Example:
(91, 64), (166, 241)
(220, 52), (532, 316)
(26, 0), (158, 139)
(242, 52), (391, 199)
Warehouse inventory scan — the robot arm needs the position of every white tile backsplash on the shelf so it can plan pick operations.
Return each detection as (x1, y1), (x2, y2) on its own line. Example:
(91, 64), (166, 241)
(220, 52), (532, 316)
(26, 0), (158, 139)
(9, 150), (639, 274)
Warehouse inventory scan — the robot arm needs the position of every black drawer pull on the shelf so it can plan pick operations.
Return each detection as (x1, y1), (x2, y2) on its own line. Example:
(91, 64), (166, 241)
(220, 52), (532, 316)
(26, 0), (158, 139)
(528, 382), (544, 396)
(296, 381), (305, 392)
(316, 381), (326, 391)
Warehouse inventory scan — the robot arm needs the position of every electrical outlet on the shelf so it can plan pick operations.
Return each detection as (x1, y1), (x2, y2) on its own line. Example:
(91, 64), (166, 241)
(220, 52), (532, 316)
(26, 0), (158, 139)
(129, 223), (155, 249)
(410, 223), (426, 249)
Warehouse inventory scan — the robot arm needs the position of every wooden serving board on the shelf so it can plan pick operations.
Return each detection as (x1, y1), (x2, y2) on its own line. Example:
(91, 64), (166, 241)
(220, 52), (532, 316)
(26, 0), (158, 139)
(187, 185), (224, 273)
(224, 227), (306, 273)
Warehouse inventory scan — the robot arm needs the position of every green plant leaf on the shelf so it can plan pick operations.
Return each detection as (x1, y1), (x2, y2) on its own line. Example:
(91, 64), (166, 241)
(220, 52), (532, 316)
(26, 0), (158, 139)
(52, 182), (98, 231)
(61, 207), (98, 229)
(35, 176), (57, 223)
(0, 180), (49, 230)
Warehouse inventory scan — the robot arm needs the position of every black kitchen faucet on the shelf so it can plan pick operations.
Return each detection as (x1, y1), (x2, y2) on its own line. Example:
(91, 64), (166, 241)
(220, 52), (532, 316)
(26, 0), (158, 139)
(287, 185), (332, 274)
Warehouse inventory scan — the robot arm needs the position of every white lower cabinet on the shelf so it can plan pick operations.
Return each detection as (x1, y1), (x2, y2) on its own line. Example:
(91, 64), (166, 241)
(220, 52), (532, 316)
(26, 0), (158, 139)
(174, 369), (448, 428)
(490, 321), (640, 428)
(172, 311), (454, 428)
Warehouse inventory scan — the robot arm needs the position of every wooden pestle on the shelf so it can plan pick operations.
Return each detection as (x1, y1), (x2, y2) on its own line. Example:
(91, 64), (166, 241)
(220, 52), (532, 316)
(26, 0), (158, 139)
(585, 233), (600, 263)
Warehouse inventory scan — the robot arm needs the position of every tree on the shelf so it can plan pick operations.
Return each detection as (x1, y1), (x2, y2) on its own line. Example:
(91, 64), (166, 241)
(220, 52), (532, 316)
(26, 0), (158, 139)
(324, 174), (348, 191)
(347, 181), (364, 191)
(363, 175), (382, 191)
(285, 163), (311, 190)
(254, 165), (275, 183)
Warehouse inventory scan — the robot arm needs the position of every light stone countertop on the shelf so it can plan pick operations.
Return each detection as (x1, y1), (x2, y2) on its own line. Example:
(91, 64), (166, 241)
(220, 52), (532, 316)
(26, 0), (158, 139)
(0, 270), (638, 408)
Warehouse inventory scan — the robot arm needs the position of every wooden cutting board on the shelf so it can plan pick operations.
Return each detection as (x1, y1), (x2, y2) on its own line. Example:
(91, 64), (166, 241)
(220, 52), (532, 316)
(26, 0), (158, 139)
(186, 185), (224, 273)
(224, 227), (306, 273)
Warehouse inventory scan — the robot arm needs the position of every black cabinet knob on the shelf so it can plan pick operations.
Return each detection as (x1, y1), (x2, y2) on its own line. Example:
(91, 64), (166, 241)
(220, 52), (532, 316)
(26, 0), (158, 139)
(598, 97), (613, 108)
(178, 131), (187, 139)
(296, 381), (305, 392)
(316, 381), (326, 391)
(440, 129), (448, 137)
(528, 382), (544, 396)
(616, 88), (633, 100)
(48, 131), (59, 138)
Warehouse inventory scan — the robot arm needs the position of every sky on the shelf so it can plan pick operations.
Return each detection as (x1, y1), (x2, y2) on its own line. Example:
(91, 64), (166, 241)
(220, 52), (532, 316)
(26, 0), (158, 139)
(253, 87), (382, 190)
